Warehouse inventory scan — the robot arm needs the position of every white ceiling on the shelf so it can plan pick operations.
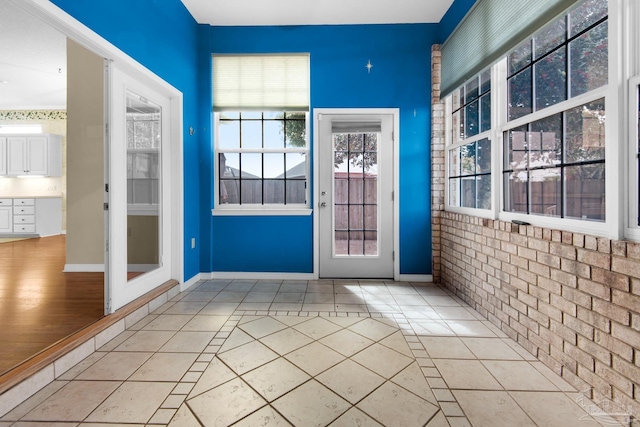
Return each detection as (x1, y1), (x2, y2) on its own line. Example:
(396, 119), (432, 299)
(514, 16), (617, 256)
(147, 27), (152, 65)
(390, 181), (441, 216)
(0, 0), (456, 110)
(181, 0), (455, 26)
(0, 1), (67, 110)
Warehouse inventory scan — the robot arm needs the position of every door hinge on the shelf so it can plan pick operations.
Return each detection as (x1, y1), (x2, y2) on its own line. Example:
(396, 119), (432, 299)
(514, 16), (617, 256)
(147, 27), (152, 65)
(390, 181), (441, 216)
(392, 191), (394, 201)
(392, 251), (395, 261)
(105, 183), (109, 193)
(106, 239), (109, 252)
(104, 202), (109, 210)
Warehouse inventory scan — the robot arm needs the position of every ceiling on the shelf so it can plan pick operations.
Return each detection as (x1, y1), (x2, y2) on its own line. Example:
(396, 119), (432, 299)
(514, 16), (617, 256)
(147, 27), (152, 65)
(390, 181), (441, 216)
(0, 0), (455, 111)
(0, 1), (67, 110)
(181, 0), (455, 26)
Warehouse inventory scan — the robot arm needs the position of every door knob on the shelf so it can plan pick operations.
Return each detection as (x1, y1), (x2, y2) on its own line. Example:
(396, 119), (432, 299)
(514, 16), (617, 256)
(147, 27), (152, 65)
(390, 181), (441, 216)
(320, 202), (327, 207)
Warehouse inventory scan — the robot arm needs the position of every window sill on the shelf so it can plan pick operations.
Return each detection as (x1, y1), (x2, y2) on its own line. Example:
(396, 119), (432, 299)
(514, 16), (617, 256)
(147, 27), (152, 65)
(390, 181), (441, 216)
(212, 208), (312, 217)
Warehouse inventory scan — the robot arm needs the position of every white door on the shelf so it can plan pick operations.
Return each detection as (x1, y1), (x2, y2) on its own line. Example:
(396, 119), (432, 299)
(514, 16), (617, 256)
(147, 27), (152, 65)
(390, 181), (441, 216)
(108, 66), (173, 312)
(318, 113), (394, 278)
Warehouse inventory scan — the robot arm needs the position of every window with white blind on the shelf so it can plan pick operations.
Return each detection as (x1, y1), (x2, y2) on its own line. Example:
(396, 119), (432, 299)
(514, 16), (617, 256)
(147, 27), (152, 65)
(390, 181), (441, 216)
(212, 54), (310, 213)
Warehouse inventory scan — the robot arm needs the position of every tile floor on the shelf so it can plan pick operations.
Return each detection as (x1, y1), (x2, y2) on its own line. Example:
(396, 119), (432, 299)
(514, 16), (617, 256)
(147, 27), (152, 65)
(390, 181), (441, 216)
(0, 279), (629, 427)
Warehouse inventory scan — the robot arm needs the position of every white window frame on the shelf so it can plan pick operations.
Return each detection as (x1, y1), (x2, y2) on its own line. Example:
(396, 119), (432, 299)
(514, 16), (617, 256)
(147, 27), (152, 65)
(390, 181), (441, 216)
(445, 0), (631, 240)
(212, 111), (311, 216)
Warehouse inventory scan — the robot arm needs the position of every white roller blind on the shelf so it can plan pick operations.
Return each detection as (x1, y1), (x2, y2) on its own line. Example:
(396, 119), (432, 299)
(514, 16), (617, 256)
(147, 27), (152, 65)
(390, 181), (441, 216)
(441, 0), (577, 98)
(332, 121), (381, 133)
(213, 54), (310, 111)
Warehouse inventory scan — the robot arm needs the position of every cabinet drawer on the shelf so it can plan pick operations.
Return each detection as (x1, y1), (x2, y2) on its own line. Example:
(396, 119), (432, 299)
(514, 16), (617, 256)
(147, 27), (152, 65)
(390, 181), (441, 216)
(14, 198), (35, 206)
(14, 206), (35, 215)
(14, 224), (35, 233)
(0, 199), (12, 206)
(14, 215), (35, 224)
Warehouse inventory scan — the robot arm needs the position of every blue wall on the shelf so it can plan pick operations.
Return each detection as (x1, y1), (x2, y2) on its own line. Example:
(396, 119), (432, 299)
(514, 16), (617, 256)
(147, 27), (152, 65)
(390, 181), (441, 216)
(205, 24), (438, 275)
(50, 0), (202, 281)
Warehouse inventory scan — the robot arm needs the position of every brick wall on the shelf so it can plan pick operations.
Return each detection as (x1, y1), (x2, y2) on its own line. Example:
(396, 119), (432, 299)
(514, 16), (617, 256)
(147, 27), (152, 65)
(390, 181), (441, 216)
(431, 46), (640, 419)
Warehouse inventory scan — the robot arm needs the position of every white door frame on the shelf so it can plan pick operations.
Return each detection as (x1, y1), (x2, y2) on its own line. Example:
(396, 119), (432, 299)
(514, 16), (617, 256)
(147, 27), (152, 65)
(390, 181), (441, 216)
(313, 108), (400, 280)
(14, 0), (184, 309)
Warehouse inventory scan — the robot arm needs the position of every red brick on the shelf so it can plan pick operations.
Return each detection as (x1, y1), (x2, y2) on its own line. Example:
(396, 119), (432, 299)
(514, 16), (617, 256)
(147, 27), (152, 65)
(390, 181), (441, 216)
(611, 257), (640, 279)
(592, 299), (630, 326)
(597, 237), (611, 254)
(561, 259), (590, 279)
(528, 238), (549, 253)
(550, 294), (577, 317)
(577, 278), (611, 302)
(585, 235), (598, 251)
(611, 240), (627, 257)
(576, 335), (611, 366)
(627, 242), (640, 260)
(591, 268), (630, 292)
(577, 249), (611, 270)
(573, 233), (585, 248)
(611, 289), (640, 315)
(563, 231), (574, 245)
(518, 246), (537, 261)
(529, 261), (551, 278)
(537, 252), (561, 269)
(550, 319), (577, 345)
(539, 276), (562, 295)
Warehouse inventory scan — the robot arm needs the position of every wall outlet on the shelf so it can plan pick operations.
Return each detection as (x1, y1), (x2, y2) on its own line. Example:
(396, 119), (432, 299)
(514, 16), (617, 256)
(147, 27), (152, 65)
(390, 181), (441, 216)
(191, 237), (196, 249)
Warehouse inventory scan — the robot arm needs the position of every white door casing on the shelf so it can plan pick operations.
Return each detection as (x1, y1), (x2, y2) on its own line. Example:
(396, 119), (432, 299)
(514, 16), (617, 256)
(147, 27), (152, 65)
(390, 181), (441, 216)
(316, 111), (395, 278)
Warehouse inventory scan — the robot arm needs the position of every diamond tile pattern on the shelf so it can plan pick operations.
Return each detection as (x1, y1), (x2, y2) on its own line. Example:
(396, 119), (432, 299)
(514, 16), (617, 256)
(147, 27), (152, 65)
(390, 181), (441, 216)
(2, 279), (619, 427)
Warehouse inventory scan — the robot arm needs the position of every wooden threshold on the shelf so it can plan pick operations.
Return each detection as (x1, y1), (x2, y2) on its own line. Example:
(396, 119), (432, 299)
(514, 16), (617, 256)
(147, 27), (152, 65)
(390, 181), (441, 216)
(0, 279), (179, 395)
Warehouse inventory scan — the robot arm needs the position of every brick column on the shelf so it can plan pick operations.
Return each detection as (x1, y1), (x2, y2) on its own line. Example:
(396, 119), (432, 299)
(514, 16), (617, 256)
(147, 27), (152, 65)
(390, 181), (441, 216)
(431, 45), (445, 283)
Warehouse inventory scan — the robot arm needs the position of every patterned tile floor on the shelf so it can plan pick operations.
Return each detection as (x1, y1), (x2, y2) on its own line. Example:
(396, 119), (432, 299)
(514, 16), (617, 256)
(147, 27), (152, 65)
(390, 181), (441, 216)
(0, 280), (627, 426)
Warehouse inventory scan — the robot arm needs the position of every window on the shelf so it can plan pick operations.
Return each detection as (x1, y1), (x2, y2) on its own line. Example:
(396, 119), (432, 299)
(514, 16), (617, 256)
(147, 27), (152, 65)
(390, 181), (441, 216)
(447, 69), (493, 211)
(216, 111), (307, 205)
(445, 0), (611, 228)
(213, 54), (310, 211)
(503, 0), (607, 221)
(126, 107), (160, 209)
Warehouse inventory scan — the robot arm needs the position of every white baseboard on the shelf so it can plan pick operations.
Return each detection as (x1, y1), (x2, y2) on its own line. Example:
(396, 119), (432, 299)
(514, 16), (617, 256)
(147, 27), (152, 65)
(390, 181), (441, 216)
(181, 273), (203, 292)
(396, 274), (433, 283)
(63, 264), (104, 272)
(209, 271), (316, 281)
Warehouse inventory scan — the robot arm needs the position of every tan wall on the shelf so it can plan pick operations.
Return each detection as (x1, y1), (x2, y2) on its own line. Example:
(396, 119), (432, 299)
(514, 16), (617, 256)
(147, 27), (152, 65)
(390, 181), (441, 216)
(127, 215), (159, 265)
(431, 45), (640, 418)
(66, 39), (104, 265)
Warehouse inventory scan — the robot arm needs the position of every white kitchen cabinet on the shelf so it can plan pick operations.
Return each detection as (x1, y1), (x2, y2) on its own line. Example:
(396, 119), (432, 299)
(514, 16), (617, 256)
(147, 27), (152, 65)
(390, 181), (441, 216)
(6, 134), (62, 177)
(0, 199), (12, 233)
(0, 198), (61, 236)
(0, 137), (6, 176)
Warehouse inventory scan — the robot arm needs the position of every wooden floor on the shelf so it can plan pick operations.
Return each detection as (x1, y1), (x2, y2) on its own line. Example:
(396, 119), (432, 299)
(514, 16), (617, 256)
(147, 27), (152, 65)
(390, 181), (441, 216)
(0, 235), (104, 375)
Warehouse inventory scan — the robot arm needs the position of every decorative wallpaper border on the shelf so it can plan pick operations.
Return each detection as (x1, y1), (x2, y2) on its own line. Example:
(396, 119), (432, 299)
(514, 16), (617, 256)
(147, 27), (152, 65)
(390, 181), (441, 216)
(0, 110), (67, 121)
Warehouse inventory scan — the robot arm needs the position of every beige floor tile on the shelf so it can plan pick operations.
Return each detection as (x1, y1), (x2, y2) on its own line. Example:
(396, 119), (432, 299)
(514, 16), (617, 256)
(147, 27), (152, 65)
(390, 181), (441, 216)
(128, 314), (158, 330)
(393, 294), (428, 305)
(179, 291), (219, 302)
(410, 320), (456, 336)
(85, 381), (174, 423)
(386, 284), (421, 295)
(239, 317), (288, 339)
(259, 327), (314, 355)
(272, 380), (350, 427)
(293, 317), (342, 339)
(237, 302), (272, 311)
(188, 357), (237, 399)
(160, 331), (216, 353)
(304, 293), (335, 304)
(424, 411), (451, 427)
(335, 303), (368, 312)
(13, 422), (80, 427)
(285, 342), (345, 376)
(274, 292), (305, 303)
(454, 390), (536, 427)
(1, 381), (69, 421)
(379, 331), (413, 357)
(319, 329), (374, 357)
(316, 359), (385, 404)
(164, 301), (208, 315)
(434, 359), (502, 390)
(167, 403), (201, 427)
(193, 281), (228, 292)
(446, 320), (497, 337)
(213, 291), (248, 303)
(460, 337), (524, 360)
(242, 358), (310, 401)
(218, 340), (279, 375)
(279, 283), (308, 293)
(323, 316), (365, 328)
(424, 296), (462, 306)
(357, 381), (439, 427)
(301, 303), (335, 312)
(348, 318), (398, 341)
(351, 343), (413, 379)
(219, 328), (254, 352)
(419, 337), (475, 359)
(182, 315), (228, 332)
(252, 283), (282, 292)
(334, 293), (365, 304)
(129, 352), (198, 382)
(446, 417), (473, 427)
(433, 306), (481, 320)
(97, 330), (135, 351)
(232, 406), (292, 426)
(270, 302), (304, 311)
(243, 292), (277, 303)
(187, 378), (266, 427)
(270, 315), (309, 327)
(511, 391), (607, 426)
(199, 302), (239, 315)
(330, 407), (383, 426)
(23, 381), (120, 422)
(142, 314), (194, 331)
(530, 361), (578, 391)
(481, 361), (559, 391)
(76, 352), (152, 380)
(113, 330), (175, 352)
(402, 309), (442, 320)
(390, 362), (438, 405)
